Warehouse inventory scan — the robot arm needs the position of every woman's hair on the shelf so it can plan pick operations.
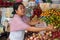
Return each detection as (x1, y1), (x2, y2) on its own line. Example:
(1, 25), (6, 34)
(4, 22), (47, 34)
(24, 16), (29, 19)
(12, 2), (24, 15)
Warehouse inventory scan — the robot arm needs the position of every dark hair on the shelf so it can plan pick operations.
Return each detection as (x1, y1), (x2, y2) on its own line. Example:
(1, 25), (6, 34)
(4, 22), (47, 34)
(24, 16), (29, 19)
(12, 2), (24, 15)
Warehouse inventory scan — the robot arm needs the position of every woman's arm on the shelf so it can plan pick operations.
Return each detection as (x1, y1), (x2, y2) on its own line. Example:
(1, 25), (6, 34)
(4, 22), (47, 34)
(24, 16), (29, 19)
(26, 24), (53, 32)
(27, 19), (40, 25)
(28, 21), (39, 25)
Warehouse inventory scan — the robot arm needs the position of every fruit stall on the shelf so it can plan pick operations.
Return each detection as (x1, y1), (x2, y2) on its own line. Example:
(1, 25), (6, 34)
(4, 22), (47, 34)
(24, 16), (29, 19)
(24, 3), (60, 40)
(26, 8), (60, 40)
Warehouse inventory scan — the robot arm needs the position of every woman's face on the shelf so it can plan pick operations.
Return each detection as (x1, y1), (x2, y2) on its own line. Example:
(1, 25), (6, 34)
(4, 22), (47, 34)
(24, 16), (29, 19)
(16, 5), (25, 16)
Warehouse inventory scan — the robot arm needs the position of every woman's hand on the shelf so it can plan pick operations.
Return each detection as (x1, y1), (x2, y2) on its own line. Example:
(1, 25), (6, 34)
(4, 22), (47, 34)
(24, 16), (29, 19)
(47, 24), (54, 31)
(28, 21), (39, 25)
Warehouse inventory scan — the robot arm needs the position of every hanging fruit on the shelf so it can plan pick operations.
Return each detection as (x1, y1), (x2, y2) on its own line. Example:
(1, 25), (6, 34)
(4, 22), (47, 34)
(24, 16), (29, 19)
(30, 4), (42, 20)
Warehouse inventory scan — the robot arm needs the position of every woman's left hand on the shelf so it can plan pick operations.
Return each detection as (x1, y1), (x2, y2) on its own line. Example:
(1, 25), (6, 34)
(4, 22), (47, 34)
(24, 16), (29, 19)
(28, 20), (39, 25)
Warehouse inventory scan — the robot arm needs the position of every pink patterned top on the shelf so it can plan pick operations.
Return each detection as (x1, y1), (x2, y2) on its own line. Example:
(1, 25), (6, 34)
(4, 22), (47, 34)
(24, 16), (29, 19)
(9, 14), (30, 32)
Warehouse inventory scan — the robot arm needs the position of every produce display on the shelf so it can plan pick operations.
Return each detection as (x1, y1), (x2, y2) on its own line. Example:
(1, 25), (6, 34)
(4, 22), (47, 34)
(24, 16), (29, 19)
(25, 8), (60, 40)
(41, 8), (60, 29)
(40, 8), (60, 40)
(30, 4), (42, 20)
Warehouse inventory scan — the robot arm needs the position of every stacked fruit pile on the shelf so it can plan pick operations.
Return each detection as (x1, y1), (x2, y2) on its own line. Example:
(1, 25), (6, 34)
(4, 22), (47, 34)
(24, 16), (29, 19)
(30, 4), (42, 20)
(40, 8), (60, 39)
(25, 33), (44, 40)
(41, 8), (60, 29)
(25, 32), (60, 40)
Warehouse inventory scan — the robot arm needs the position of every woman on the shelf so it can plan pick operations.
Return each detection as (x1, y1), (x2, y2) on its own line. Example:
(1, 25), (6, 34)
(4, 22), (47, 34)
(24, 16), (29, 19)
(9, 2), (53, 40)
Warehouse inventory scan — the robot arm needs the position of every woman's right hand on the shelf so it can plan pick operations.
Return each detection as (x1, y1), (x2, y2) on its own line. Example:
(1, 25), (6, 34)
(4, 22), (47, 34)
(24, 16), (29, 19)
(47, 24), (54, 31)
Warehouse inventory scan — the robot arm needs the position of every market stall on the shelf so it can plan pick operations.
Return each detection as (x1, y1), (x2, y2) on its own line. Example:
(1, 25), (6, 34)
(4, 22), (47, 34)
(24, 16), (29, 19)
(0, 0), (60, 40)
(24, 3), (60, 40)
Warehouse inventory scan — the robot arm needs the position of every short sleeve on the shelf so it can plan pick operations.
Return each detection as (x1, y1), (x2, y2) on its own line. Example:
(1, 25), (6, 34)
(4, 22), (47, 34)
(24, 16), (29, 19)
(9, 18), (30, 31)
(15, 19), (30, 30)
